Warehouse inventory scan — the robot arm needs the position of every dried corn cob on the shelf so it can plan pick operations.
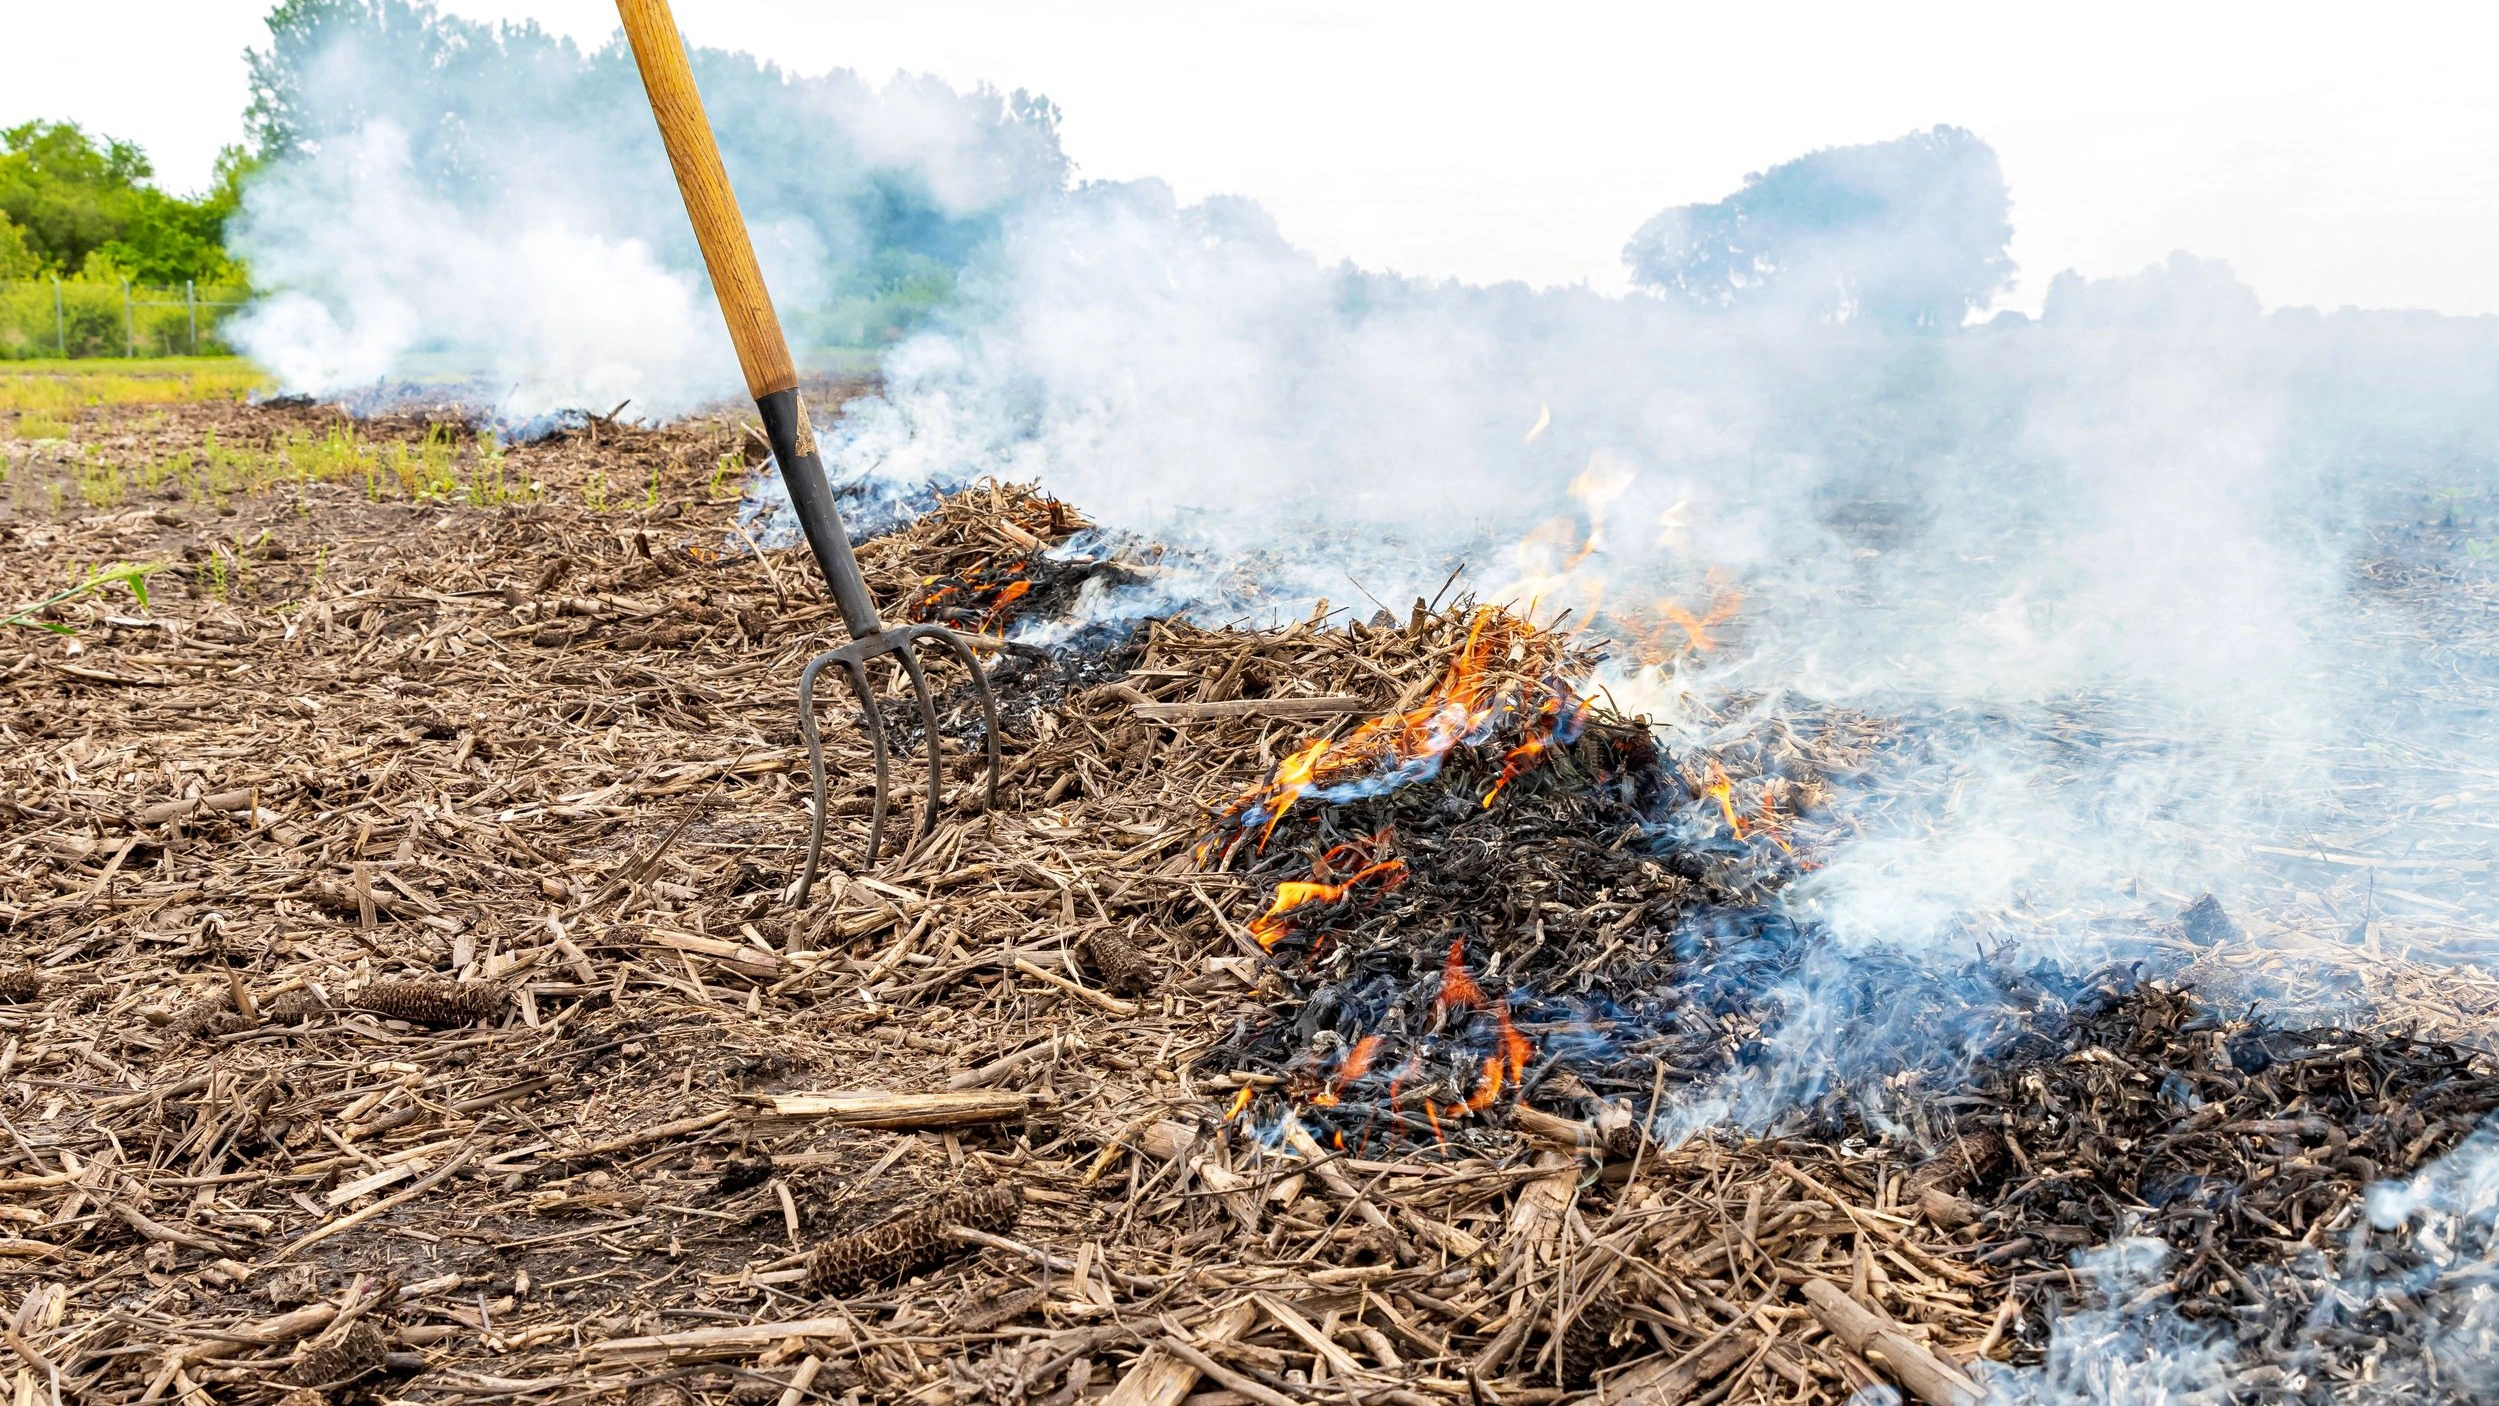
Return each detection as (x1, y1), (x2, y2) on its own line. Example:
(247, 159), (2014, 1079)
(286, 1320), (387, 1389)
(1904, 1129), (2004, 1202)
(353, 979), (507, 1027)
(168, 996), (249, 1040)
(1079, 930), (1154, 996)
(1556, 1295), (1621, 1387)
(805, 1184), (1022, 1294)
(262, 989), (330, 1022)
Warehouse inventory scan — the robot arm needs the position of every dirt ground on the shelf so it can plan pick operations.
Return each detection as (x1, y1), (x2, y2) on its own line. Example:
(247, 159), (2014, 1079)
(5, 385), (2499, 1406)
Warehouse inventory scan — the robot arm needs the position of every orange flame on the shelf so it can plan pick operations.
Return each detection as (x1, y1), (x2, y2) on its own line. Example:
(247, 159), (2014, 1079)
(1199, 608), (1584, 858)
(1659, 584), (1743, 653)
(1486, 734), (1547, 807)
(1310, 1033), (1385, 1107)
(1486, 686), (1585, 806)
(1422, 938), (1535, 1117)
(1242, 739), (1332, 853)
(979, 577), (1032, 633)
(1338, 1032), (1385, 1083)
(1312, 827), (1395, 880)
(916, 555), (1038, 636)
(1223, 1085), (1254, 1122)
(1703, 761), (1746, 836)
(1435, 935), (1486, 1016)
(1701, 761), (1795, 855)
(1248, 858), (1407, 949)
(1462, 1005), (1535, 1114)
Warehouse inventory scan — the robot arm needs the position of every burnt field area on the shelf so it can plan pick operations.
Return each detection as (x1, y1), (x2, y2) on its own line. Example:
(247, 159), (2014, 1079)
(5, 389), (2499, 1406)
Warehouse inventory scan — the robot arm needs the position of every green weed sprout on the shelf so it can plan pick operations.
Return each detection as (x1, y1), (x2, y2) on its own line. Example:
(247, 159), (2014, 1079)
(6, 561), (165, 635)
(76, 450), (125, 509)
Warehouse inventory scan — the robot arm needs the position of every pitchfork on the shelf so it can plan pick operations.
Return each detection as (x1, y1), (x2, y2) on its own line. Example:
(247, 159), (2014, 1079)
(618, 0), (1001, 900)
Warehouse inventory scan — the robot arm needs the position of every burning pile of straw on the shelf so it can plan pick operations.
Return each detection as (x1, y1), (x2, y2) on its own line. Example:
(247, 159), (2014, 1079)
(4, 393), (2498, 1405)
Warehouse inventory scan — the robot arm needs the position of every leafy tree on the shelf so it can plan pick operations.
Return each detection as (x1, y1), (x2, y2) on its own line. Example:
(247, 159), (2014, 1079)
(99, 147), (254, 283)
(1624, 125), (2013, 332)
(237, 0), (1069, 357)
(0, 121), (247, 283)
(0, 121), (150, 273)
(2041, 251), (2261, 328)
(246, 0), (451, 160)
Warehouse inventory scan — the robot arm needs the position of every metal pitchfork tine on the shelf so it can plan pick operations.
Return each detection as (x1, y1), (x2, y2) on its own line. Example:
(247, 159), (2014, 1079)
(619, 0), (1001, 902)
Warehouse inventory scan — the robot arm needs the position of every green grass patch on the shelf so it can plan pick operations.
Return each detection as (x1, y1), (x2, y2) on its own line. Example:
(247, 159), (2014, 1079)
(47, 421), (543, 515)
(0, 356), (271, 413)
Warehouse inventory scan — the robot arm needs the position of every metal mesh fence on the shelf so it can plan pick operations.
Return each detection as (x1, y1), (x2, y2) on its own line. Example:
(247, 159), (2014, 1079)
(0, 277), (252, 358)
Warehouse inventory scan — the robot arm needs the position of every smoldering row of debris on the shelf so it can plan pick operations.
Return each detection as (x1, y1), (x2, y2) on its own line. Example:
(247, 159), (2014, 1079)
(4, 389), (2499, 1404)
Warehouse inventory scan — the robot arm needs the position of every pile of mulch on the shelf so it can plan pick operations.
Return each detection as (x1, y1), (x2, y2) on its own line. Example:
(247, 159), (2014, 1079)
(4, 390), (2498, 1406)
(1917, 982), (2499, 1398)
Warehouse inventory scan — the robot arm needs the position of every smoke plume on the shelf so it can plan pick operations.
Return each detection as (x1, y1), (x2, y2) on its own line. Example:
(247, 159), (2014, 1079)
(229, 0), (1064, 417)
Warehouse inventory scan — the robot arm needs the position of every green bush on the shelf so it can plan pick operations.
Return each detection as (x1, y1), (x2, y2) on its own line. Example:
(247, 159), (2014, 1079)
(0, 275), (249, 358)
(0, 217), (36, 279)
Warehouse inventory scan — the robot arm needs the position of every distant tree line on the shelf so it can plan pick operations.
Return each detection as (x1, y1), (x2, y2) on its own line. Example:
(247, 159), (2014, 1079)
(0, 122), (254, 287)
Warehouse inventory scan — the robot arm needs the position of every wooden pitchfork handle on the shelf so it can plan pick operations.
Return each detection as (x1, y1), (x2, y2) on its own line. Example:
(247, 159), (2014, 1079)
(614, 0), (884, 641)
(615, 0), (1003, 892)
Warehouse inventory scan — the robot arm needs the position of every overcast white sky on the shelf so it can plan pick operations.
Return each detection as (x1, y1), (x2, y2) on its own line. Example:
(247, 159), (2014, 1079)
(15, 2), (2499, 314)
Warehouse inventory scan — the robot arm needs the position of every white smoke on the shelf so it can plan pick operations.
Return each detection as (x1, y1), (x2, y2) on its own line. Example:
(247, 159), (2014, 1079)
(1966, 1123), (2499, 1402)
(827, 181), (1539, 572)
(1976, 1239), (2239, 1405)
(819, 142), (2499, 964)
(2361, 1121), (2499, 1399)
(228, 1), (1065, 419)
(224, 17), (2499, 989)
(236, 121), (726, 415)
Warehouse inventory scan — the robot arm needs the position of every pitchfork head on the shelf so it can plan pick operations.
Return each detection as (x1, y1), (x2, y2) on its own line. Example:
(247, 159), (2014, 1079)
(795, 622), (1002, 905)
(736, 387), (1007, 904)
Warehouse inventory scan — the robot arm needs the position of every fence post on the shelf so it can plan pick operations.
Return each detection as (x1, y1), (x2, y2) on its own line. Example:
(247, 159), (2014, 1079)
(187, 279), (198, 353)
(53, 274), (66, 357)
(123, 278), (135, 357)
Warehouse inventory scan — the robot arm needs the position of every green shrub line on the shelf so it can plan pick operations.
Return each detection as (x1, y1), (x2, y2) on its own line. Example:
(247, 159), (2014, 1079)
(0, 276), (251, 359)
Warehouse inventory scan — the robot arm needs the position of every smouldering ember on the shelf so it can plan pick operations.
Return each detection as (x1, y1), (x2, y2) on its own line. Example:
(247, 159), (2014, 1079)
(1245, 829), (1407, 949)
(906, 488), (1092, 636)
(1195, 606), (1591, 860)
(914, 555), (1033, 634)
(1193, 591), (1851, 1143)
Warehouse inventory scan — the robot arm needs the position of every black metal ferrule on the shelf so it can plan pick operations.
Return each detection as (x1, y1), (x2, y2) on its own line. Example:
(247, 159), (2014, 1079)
(755, 386), (884, 640)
